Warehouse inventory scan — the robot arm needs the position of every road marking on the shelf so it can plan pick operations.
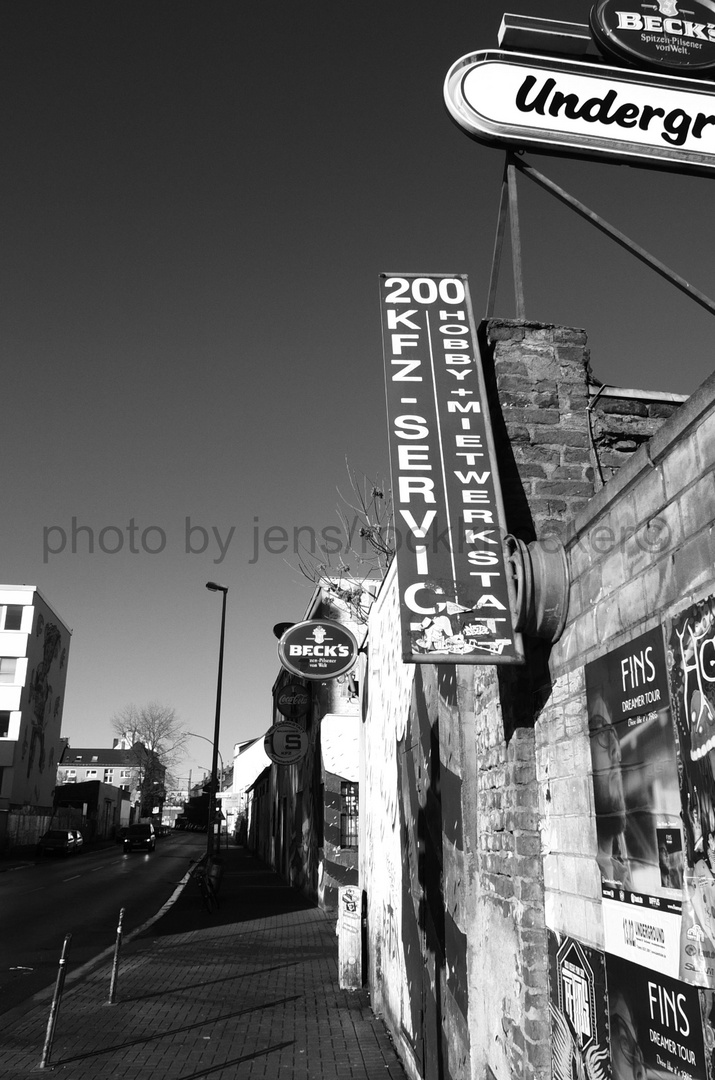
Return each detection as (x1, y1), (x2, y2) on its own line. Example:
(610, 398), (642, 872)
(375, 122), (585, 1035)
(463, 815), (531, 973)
(62, 875), (81, 882)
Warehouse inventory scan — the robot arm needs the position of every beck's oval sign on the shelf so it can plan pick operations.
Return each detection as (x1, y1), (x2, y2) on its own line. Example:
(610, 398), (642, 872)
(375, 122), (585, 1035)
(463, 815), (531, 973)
(277, 619), (359, 681)
(444, 49), (715, 172)
(264, 721), (308, 765)
(591, 0), (715, 73)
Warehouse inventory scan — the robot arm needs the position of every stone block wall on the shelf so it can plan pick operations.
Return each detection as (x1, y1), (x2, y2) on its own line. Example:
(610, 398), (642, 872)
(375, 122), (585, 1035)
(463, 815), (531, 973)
(536, 363), (715, 1069)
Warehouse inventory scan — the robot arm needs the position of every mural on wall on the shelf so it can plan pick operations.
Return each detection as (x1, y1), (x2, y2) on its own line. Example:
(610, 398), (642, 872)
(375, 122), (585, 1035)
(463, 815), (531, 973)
(668, 596), (715, 988)
(586, 627), (683, 975)
(26, 621), (63, 777)
(548, 932), (610, 1080)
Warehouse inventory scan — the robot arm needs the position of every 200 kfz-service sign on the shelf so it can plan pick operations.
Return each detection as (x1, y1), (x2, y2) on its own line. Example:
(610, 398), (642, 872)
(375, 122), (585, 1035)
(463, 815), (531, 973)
(380, 274), (524, 666)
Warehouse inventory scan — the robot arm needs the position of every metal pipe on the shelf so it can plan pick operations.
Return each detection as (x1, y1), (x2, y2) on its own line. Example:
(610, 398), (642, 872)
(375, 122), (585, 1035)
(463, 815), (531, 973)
(108, 907), (125, 1005)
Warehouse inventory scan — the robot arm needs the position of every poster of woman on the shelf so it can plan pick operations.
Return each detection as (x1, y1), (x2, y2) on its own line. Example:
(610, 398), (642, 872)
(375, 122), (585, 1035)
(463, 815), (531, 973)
(605, 953), (710, 1080)
(587, 627), (682, 902)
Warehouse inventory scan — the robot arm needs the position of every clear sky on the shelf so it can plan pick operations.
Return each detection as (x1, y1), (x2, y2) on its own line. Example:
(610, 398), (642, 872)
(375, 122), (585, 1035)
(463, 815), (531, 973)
(3, 1), (715, 787)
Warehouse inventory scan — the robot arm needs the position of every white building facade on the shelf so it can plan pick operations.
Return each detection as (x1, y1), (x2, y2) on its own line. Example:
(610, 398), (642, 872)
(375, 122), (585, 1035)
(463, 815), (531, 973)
(0, 585), (72, 849)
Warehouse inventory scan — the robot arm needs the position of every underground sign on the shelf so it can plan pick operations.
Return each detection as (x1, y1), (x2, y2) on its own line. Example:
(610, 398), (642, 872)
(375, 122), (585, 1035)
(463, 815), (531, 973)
(277, 619), (359, 681)
(264, 721), (309, 765)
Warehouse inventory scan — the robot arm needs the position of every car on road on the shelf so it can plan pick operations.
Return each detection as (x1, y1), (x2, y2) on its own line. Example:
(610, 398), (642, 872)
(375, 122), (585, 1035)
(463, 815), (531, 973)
(70, 829), (84, 853)
(37, 829), (78, 857)
(123, 823), (156, 853)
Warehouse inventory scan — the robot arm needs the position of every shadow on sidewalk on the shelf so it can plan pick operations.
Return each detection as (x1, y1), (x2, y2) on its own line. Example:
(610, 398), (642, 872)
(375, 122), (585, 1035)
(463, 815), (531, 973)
(150, 845), (319, 937)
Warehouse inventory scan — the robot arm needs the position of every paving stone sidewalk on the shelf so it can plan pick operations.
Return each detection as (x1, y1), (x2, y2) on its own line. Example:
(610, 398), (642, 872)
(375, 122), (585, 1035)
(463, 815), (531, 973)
(0, 846), (408, 1080)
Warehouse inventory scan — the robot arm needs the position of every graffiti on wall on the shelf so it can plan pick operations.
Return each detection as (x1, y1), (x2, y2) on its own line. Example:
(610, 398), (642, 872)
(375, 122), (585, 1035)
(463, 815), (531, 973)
(548, 932), (610, 1080)
(669, 596), (715, 987)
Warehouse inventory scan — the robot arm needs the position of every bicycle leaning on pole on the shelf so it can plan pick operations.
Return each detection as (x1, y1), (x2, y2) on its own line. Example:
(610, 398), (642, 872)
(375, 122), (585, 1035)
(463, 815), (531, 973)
(191, 858), (221, 913)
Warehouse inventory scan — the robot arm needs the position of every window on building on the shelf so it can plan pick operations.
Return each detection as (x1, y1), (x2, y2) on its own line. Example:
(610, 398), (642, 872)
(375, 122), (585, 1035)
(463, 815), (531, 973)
(104, 769), (114, 783)
(119, 770), (131, 779)
(1, 606), (23, 631)
(0, 659), (17, 684)
(340, 782), (359, 849)
(86, 769), (98, 778)
(0, 712), (10, 737)
(91, 755), (98, 762)
(67, 770), (76, 777)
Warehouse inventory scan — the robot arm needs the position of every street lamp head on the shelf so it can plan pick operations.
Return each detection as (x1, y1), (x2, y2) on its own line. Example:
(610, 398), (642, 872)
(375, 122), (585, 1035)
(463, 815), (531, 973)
(206, 581), (228, 593)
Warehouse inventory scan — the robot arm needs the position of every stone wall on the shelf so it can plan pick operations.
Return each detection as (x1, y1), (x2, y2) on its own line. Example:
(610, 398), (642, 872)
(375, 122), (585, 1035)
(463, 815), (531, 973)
(540, 364), (715, 943)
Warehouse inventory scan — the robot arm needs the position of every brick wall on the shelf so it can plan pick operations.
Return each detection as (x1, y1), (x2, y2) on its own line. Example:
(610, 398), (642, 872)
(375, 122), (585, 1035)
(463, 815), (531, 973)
(483, 319), (595, 540)
(363, 318), (695, 1080)
(587, 384), (686, 486)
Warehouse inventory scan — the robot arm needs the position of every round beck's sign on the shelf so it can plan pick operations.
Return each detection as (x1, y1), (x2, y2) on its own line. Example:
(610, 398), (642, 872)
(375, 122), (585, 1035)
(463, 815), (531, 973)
(591, 0), (715, 73)
(275, 681), (310, 718)
(277, 619), (359, 681)
(264, 721), (309, 765)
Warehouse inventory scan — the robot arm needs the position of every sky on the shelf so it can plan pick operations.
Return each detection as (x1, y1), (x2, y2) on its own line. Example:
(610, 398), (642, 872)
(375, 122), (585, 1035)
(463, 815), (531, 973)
(3, 1), (715, 789)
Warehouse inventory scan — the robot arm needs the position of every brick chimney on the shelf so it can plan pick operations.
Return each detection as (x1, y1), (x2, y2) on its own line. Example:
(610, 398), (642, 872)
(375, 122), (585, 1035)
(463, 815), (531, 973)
(482, 319), (596, 540)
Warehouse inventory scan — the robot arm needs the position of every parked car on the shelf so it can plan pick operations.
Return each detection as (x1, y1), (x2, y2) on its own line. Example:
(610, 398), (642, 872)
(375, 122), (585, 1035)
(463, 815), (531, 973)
(123, 823), (156, 853)
(38, 829), (78, 857)
(70, 829), (84, 853)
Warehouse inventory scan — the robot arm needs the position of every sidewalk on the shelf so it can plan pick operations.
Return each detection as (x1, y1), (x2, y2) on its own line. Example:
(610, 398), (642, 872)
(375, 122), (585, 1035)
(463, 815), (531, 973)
(0, 846), (408, 1080)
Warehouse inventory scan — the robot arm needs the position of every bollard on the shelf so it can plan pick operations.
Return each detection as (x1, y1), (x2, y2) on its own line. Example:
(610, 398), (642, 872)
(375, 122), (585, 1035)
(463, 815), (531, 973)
(108, 907), (125, 1005)
(39, 932), (72, 1068)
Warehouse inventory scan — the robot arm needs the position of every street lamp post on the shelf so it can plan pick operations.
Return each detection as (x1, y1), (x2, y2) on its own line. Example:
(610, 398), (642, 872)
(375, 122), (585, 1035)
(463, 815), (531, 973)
(187, 732), (225, 849)
(205, 581), (228, 862)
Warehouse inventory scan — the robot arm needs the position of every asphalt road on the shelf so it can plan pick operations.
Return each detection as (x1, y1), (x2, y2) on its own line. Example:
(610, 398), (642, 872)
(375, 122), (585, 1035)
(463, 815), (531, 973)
(0, 830), (207, 1016)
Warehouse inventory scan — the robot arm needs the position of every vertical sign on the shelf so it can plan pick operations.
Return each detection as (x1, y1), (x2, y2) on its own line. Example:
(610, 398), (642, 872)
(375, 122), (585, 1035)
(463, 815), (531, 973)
(380, 273), (524, 665)
(337, 885), (362, 989)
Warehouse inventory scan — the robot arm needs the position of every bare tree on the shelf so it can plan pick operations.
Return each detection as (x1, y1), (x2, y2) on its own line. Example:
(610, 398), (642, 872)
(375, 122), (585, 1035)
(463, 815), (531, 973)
(111, 702), (188, 816)
(294, 461), (394, 623)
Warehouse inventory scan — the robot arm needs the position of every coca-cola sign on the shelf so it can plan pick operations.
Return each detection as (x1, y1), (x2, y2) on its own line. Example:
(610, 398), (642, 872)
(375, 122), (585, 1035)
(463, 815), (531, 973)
(275, 681), (310, 718)
(591, 0), (715, 73)
(277, 619), (359, 681)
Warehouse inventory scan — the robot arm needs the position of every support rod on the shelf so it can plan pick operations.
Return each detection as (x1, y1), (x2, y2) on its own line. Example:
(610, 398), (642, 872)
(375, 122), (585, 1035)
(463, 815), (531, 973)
(507, 155), (526, 319)
(486, 156), (510, 320)
(514, 158), (715, 319)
